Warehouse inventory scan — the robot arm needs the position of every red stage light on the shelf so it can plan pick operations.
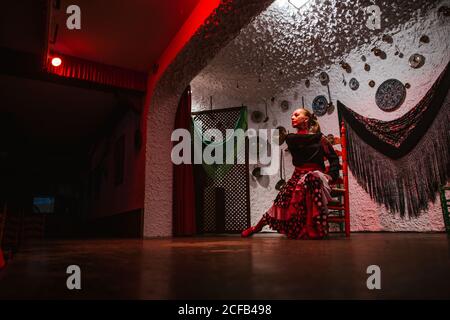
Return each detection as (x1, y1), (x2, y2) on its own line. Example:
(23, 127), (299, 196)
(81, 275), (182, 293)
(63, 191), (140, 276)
(51, 57), (62, 67)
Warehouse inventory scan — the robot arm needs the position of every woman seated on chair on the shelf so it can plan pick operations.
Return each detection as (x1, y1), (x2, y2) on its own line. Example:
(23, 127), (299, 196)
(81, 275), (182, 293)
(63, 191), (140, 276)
(242, 108), (340, 240)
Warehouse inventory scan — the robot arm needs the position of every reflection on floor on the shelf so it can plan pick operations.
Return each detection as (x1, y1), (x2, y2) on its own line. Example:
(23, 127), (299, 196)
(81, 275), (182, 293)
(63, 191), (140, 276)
(0, 233), (449, 299)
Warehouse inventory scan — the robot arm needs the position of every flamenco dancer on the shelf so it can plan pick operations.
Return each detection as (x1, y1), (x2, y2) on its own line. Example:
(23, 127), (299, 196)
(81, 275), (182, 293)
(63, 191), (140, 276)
(242, 108), (340, 239)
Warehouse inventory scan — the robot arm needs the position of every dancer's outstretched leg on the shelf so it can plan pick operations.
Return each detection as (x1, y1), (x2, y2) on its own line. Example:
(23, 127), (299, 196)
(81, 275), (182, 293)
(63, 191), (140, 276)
(241, 214), (268, 237)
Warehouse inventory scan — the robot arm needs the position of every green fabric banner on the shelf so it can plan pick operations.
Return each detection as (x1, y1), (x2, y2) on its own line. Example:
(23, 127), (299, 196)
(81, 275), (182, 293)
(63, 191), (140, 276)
(191, 108), (248, 179)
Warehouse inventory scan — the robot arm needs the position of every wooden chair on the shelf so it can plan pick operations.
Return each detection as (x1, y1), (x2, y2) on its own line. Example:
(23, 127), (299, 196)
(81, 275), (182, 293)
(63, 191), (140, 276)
(325, 121), (350, 237)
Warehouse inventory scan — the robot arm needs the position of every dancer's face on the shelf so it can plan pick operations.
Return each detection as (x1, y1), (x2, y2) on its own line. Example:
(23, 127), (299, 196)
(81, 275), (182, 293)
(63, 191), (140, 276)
(291, 109), (309, 129)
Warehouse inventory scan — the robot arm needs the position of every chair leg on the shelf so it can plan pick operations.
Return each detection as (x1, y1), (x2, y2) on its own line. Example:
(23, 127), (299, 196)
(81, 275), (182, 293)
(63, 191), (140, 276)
(345, 212), (350, 237)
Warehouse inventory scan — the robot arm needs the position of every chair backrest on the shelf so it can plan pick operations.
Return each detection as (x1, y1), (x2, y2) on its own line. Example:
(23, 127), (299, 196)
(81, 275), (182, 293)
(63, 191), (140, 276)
(324, 121), (349, 188)
(324, 122), (351, 236)
(339, 122), (350, 209)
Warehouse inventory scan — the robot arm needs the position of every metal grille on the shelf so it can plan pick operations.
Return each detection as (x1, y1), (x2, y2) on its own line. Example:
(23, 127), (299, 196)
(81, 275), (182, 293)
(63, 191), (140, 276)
(192, 107), (250, 233)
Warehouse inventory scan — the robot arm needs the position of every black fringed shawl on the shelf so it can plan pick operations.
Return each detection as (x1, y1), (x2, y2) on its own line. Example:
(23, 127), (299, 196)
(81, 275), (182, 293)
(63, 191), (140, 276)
(337, 62), (450, 217)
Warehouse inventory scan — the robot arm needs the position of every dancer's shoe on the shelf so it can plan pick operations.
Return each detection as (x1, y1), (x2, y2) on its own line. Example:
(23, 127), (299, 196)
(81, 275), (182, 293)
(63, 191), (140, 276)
(241, 226), (258, 237)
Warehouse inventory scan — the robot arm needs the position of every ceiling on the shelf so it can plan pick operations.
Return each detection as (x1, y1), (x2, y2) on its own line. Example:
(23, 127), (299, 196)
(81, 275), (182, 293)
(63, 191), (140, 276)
(191, 0), (439, 103)
(50, 0), (201, 72)
(0, 74), (121, 150)
(1, 0), (201, 152)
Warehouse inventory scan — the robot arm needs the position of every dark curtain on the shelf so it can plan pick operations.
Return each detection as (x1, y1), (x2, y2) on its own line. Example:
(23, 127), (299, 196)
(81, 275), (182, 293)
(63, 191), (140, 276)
(172, 86), (196, 236)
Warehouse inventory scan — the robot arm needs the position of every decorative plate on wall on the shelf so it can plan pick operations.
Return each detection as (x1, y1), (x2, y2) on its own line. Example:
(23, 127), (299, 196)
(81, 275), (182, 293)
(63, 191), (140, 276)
(382, 34), (393, 43)
(375, 79), (406, 112)
(252, 167), (262, 178)
(340, 61), (351, 73)
(349, 78), (359, 90)
(280, 100), (290, 111)
(438, 6), (450, 17)
(305, 79), (310, 88)
(312, 95), (328, 116)
(251, 110), (264, 123)
(319, 72), (329, 85)
(419, 35), (430, 44)
(409, 53), (425, 69)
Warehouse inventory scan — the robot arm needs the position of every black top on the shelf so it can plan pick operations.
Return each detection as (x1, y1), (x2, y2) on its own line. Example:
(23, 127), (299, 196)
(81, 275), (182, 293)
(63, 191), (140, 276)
(285, 133), (340, 180)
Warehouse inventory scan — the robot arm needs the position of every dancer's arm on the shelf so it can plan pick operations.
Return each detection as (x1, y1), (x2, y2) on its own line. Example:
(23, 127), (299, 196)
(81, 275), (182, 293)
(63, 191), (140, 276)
(321, 136), (340, 181)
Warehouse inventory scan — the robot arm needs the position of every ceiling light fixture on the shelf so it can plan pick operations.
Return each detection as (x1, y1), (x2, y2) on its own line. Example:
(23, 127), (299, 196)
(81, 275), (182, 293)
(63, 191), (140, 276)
(51, 57), (62, 67)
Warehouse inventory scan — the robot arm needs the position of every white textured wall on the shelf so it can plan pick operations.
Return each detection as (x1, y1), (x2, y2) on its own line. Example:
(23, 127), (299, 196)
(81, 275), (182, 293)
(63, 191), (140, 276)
(191, 0), (450, 231)
(144, 0), (274, 237)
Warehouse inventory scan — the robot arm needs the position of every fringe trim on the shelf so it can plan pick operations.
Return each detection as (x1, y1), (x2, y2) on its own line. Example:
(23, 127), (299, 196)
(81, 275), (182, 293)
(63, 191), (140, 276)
(346, 93), (450, 217)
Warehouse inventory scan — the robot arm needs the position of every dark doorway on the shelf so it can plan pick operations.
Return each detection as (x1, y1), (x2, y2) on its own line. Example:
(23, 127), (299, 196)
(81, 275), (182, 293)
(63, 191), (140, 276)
(192, 106), (250, 234)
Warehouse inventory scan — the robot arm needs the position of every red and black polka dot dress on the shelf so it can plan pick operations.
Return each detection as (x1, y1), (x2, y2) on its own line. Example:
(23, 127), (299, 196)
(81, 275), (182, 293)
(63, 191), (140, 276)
(261, 133), (339, 240)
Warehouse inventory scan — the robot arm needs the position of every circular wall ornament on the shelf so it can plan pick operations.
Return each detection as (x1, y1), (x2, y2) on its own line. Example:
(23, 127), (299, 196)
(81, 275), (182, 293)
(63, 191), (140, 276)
(382, 34), (393, 43)
(405, 83), (411, 89)
(349, 78), (359, 90)
(419, 35), (430, 44)
(251, 110), (264, 123)
(409, 54), (425, 69)
(369, 80), (376, 88)
(340, 62), (351, 73)
(280, 100), (290, 111)
(364, 63), (371, 72)
(312, 95), (328, 116)
(319, 72), (329, 85)
(438, 6), (450, 17)
(252, 167), (262, 179)
(375, 79), (406, 112)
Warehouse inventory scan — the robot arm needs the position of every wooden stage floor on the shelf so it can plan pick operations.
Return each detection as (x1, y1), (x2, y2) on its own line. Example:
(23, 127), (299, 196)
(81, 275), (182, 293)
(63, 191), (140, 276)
(1, 233), (449, 299)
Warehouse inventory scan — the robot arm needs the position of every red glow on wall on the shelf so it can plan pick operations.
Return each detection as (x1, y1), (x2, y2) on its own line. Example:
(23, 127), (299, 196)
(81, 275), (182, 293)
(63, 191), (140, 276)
(51, 57), (62, 67)
(141, 0), (221, 212)
(146, 0), (221, 92)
